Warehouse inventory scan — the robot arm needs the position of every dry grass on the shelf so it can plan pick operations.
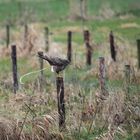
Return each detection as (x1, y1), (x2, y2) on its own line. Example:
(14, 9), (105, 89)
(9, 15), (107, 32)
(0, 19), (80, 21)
(0, 20), (139, 140)
(120, 23), (140, 29)
(0, 89), (63, 140)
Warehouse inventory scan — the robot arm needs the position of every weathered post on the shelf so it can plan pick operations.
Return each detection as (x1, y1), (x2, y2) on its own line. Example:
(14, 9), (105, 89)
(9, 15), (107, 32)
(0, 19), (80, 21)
(137, 39), (140, 69)
(67, 31), (72, 62)
(44, 27), (49, 52)
(6, 24), (10, 48)
(38, 51), (44, 91)
(56, 76), (65, 130)
(99, 57), (107, 96)
(23, 24), (28, 49)
(86, 43), (92, 65)
(11, 45), (18, 94)
(124, 65), (131, 93)
(109, 31), (116, 61)
(84, 30), (92, 65)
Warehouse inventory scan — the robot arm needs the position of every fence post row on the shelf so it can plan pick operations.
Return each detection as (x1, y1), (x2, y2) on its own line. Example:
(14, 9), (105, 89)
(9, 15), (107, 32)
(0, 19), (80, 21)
(44, 27), (49, 52)
(84, 30), (92, 65)
(67, 31), (72, 62)
(137, 39), (140, 69)
(109, 31), (116, 61)
(6, 24), (10, 48)
(56, 76), (65, 130)
(11, 45), (18, 94)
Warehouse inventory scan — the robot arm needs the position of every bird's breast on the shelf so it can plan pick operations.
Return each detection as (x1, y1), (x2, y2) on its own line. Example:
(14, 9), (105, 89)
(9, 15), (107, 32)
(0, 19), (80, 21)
(51, 66), (55, 72)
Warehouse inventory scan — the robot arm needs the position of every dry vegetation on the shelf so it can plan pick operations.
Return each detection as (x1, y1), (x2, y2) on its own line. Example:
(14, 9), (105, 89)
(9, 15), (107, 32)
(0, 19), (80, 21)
(0, 23), (139, 140)
(0, 0), (140, 140)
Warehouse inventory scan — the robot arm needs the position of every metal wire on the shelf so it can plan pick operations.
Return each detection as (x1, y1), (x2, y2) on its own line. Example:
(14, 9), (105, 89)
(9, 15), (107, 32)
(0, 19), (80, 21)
(19, 68), (47, 85)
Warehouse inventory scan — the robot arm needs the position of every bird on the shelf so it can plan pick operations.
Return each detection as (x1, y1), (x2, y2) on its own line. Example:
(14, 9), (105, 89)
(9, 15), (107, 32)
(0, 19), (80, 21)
(38, 52), (70, 74)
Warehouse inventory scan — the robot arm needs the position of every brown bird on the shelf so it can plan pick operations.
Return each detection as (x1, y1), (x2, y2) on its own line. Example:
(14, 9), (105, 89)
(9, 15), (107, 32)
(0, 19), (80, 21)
(38, 52), (69, 74)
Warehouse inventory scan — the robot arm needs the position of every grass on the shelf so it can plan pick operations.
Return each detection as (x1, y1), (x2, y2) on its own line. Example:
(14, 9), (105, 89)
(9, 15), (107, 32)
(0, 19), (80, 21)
(49, 17), (140, 45)
(0, 0), (139, 23)
(0, 0), (140, 139)
(0, 58), (10, 73)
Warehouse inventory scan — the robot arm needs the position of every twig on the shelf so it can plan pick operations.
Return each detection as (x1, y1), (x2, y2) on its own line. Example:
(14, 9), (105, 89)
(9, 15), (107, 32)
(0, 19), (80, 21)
(25, 103), (37, 118)
(87, 102), (100, 134)
(18, 96), (37, 139)
(78, 95), (85, 138)
(18, 108), (30, 139)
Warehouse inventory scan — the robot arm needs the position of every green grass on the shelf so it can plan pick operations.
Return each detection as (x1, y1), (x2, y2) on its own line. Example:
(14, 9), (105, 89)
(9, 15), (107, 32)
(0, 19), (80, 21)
(0, 58), (11, 74)
(88, 0), (140, 13)
(0, 0), (139, 23)
(0, 0), (69, 23)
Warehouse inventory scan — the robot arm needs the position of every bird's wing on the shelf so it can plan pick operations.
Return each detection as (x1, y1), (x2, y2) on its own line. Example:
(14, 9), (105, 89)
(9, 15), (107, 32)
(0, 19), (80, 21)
(49, 57), (69, 66)
(38, 52), (69, 66)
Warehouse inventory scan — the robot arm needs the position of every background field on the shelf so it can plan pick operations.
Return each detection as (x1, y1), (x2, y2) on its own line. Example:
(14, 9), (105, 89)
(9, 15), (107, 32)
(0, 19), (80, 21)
(0, 0), (140, 140)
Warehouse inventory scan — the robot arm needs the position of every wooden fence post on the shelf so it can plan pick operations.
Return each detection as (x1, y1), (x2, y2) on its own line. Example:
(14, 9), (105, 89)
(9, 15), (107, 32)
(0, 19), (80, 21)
(84, 30), (92, 65)
(44, 27), (49, 52)
(99, 57), (107, 96)
(24, 24), (28, 49)
(11, 45), (18, 94)
(109, 31), (116, 61)
(56, 76), (65, 130)
(67, 31), (72, 62)
(137, 39), (140, 69)
(38, 51), (44, 91)
(124, 65), (131, 93)
(6, 24), (10, 48)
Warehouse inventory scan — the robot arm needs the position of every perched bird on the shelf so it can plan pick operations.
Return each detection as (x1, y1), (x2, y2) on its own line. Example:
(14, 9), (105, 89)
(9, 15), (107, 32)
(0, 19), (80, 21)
(38, 52), (69, 74)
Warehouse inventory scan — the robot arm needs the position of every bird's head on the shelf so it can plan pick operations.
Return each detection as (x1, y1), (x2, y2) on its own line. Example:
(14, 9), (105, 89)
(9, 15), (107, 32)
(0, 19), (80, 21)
(38, 51), (44, 58)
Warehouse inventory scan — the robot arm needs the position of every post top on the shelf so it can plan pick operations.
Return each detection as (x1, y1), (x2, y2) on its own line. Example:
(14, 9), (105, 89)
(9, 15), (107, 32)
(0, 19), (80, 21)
(125, 64), (130, 68)
(99, 57), (104, 60)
